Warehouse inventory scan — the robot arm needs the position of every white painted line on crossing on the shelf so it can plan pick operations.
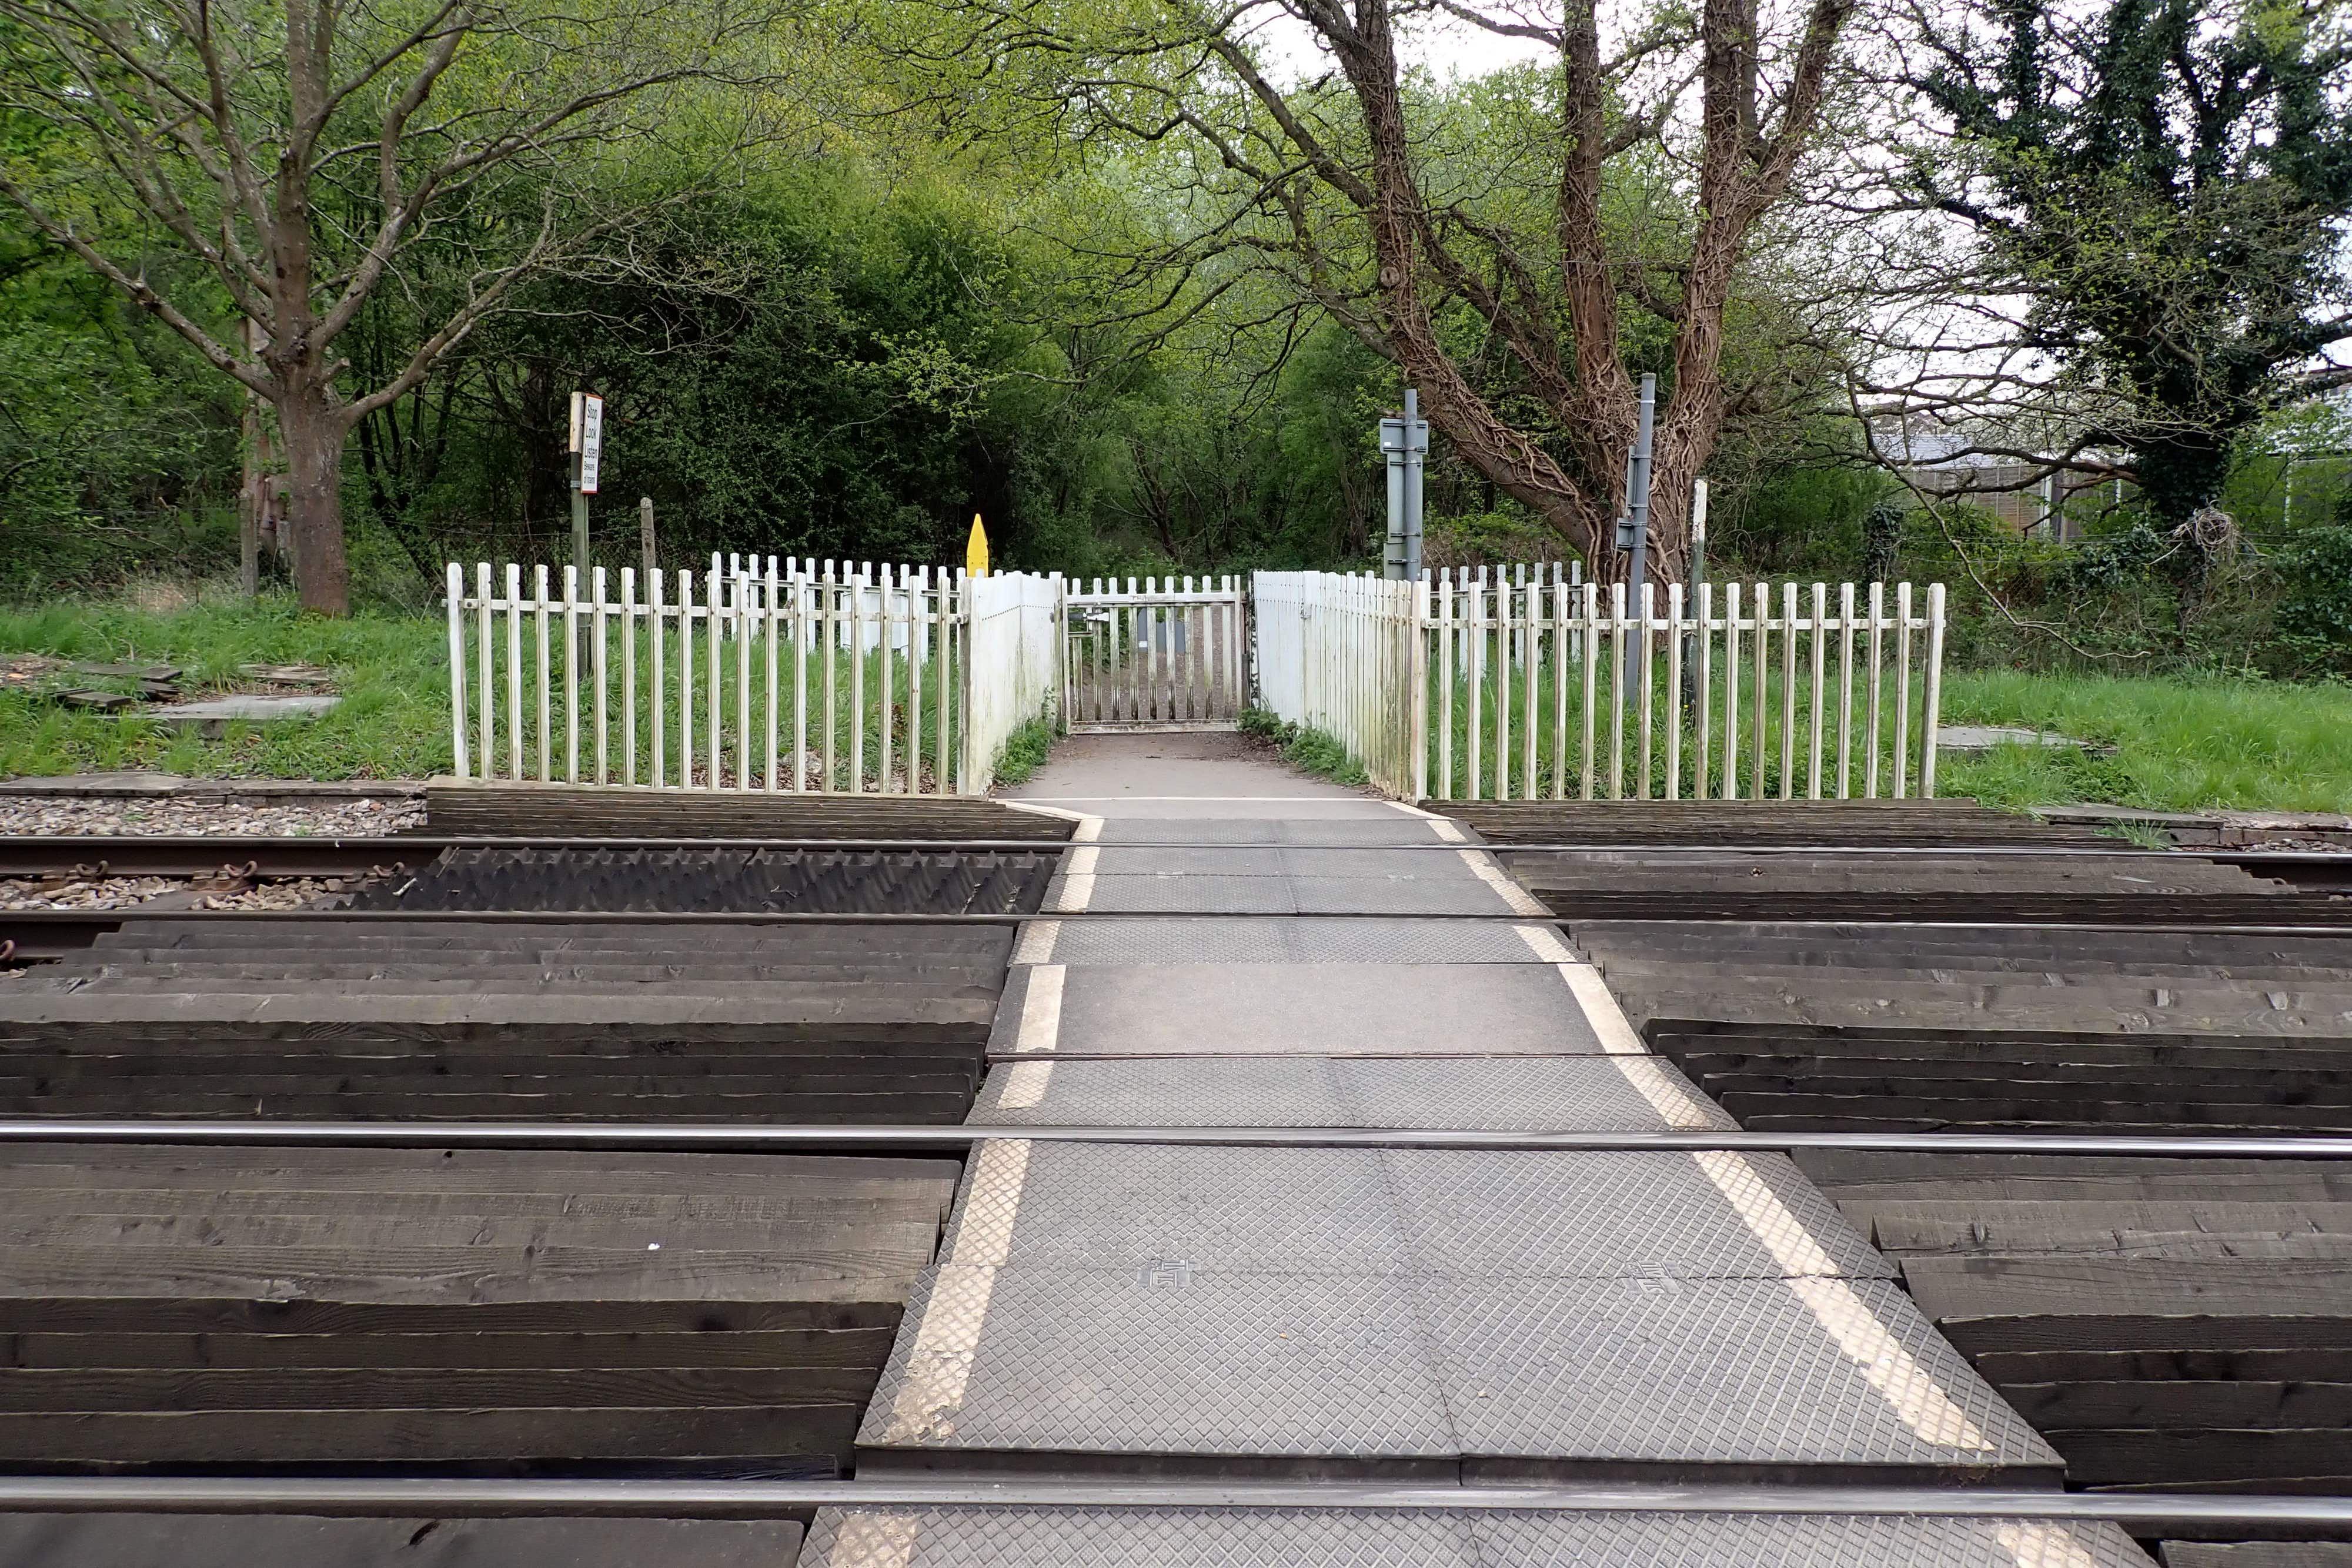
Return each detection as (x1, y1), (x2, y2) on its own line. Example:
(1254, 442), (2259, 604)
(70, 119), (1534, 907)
(1996, 1523), (2106, 1568)
(1516, 924), (1578, 965)
(825, 1512), (921, 1568)
(877, 1138), (1031, 1442)
(1016, 964), (1064, 1055)
(1559, 953), (2000, 1457)
(1000, 801), (1090, 823)
(996, 1060), (1055, 1109)
(1459, 848), (1552, 916)
(1053, 845), (1099, 912)
(1012, 921), (1060, 964)
(1556, 963), (1647, 1055)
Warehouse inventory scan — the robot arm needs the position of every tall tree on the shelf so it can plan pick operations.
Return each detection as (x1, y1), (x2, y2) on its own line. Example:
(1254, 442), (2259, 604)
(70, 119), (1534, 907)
(1895, 0), (2352, 527)
(0, 0), (783, 612)
(876, 0), (1857, 578)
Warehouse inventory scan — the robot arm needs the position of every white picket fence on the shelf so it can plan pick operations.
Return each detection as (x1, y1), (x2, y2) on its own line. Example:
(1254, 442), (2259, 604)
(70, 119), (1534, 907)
(1255, 571), (1419, 789)
(1255, 570), (1948, 803)
(443, 557), (1059, 795)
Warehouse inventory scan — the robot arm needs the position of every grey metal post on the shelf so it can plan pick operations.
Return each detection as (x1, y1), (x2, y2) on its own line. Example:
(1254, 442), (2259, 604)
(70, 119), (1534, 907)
(1683, 477), (1708, 711)
(640, 497), (657, 579)
(1384, 420), (1406, 579)
(1379, 390), (1429, 581)
(1625, 373), (1656, 603)
(566, 392), (592, 671)
(1402, 389), (1425, 583)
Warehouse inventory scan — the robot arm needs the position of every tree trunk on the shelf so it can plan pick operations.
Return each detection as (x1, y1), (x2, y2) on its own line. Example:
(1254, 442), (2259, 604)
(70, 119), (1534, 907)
(277, 377), (350, 616)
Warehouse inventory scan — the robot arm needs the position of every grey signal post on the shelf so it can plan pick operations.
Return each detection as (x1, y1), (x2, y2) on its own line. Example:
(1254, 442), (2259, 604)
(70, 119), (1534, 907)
(1614, 373), (1658, 691)
(567, 392), (603, 668)
(1615, 373), (1657, 601)
(1381, 389), (1429, 581)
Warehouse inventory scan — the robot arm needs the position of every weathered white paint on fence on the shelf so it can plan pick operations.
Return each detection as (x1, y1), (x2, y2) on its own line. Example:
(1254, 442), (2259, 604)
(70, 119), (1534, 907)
(445, 558), (1027, 795)
(1254, 571), (1422, 796)
(1251, 567), (1947, 803)
(964, 572), (1063, 793)
(1062, 577), (1245, 731)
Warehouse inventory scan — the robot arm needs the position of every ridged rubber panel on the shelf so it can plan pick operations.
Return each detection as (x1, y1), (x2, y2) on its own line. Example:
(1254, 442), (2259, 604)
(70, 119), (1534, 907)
(857, 1269), (2058, 1469)
(970, 1057), (1736, 1131)
(1039, 918), (1555, 966)
(931, 1144), (1891, 1280)
(351, 847), (1058, 915)
(802, 1507), (2154, 1567)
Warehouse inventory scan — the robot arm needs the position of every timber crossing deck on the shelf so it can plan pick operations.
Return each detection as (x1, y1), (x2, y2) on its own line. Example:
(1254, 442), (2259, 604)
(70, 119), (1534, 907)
(0, 735), (2346, 1564)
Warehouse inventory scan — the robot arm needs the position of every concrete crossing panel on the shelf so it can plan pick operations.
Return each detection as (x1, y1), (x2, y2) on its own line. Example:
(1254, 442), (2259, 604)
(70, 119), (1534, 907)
(988, 964), (1607, 1058)
(801, 1506), (2155, 1567)
(968, 1056), (1729, 1131)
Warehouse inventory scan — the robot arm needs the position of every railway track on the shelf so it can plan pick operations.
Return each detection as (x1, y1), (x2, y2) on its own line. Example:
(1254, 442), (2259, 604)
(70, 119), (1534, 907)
(0, 788), (2343, 1564)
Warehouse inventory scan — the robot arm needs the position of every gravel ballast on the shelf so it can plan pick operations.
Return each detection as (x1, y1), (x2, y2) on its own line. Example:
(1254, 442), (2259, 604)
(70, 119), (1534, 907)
(0, 795), (424, 837)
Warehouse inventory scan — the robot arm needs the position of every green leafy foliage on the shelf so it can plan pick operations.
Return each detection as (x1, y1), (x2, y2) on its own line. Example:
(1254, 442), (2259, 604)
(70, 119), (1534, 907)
(991, 713), (1055, 788)
(1913, 0), (2352, 523)
(2277, 523), (2352, 652)
(1239, 707), (1369, 787)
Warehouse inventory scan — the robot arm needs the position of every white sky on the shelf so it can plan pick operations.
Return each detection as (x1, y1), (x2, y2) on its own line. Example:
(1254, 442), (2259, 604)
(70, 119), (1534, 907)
(1252, 6), (1556, 85)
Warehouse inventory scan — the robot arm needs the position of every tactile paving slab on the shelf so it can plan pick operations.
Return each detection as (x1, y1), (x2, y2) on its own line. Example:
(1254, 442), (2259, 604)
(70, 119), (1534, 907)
(1035, 918), (1559, 966)
(800, 1506), (2156, 1568)
(930, 1144), (1890, 1279)
(969, 1057), (1733, 1131)
(857, 1268), (2058, 1474)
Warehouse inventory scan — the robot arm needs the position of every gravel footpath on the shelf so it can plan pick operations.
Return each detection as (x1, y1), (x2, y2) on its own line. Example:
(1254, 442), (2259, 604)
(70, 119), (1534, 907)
(0, 795), (424, 837)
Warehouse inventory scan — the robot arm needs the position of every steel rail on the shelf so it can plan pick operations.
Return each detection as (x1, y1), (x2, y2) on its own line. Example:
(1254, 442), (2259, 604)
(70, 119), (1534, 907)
(4, 905), (2350, 927)
(0, 1120), (2344, 1158)
(8, 834), (2352, 872)
(0, 1476), (2346, 1527)
(13, 911), (2352, 968)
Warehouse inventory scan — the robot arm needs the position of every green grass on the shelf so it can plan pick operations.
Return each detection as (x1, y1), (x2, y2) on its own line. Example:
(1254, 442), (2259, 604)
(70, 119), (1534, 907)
(12, 585), (2352, 814)
(1938, 670), (2352, 814)
(0, 581), (970, 788)
(991, 713), (1055, 788)
(1240, 707), (1370, 787)
(0, 586), (453, 781)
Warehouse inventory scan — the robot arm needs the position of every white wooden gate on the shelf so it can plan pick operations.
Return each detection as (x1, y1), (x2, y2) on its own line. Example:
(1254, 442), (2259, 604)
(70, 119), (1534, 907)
(1061, 577), (1246, 732)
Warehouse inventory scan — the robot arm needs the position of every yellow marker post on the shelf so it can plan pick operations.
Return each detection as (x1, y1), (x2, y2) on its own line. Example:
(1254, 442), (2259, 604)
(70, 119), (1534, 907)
(965, 514), (989, 578)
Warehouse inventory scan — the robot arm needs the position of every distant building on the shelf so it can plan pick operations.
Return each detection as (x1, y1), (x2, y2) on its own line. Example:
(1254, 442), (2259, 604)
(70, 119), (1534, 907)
(1876, 423), (2122, 541)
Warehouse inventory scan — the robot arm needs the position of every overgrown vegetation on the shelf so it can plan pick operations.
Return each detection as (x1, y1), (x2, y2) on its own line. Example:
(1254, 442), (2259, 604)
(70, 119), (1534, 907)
(1240, 708), (1370, 788)
(991, 714), (1057, 789)
(1939, 670), (2352, 813)
(0, 586), (450, 780)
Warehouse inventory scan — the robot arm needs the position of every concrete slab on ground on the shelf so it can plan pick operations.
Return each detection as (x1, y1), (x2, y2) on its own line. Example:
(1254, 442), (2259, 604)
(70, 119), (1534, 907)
(1005, 731), (1369, 810)
(153, 693), (340, 734)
